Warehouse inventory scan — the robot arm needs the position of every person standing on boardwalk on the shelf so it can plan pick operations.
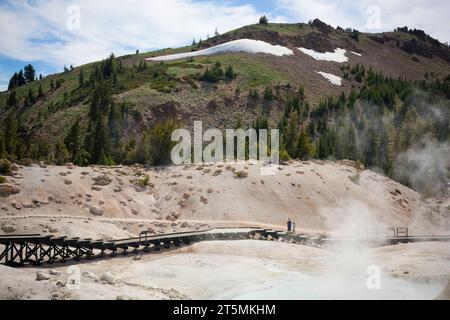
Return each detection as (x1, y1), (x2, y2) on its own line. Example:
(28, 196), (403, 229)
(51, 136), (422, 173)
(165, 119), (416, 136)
(292, 222), (296, 234)
(287, 218), (292, 233)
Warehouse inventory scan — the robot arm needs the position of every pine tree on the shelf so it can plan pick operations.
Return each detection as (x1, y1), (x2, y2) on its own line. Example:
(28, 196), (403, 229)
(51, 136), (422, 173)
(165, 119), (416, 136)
(259, 15), (268, 24)
(65, 118), (81, 158)
(54, 141), (70, 165)
(89, 81), (112, 123)
(79, 69), (84, 87)
(344, 126), (357, 160)
(8, 73), (18, 90)
(296, 128), (314, 160)
(6, 91), (18, 107)
(225, 65), (236, 80)
(317, 129), (336, 159)
(27, 88), (35, 105)
(98, 149), (114, 166)
(285, 111), (299, 158)
(17, 70), (26, 86)
(91, 120), (111, 164)
(38, 84), (44, 98)
(108, 101), (119, 148)
(0, 136), (7, 159)
(73, 148), (90, 166)
(3, 115), (18, 158)
(102, 53), (117, 81)
(24, 64), (36, 83)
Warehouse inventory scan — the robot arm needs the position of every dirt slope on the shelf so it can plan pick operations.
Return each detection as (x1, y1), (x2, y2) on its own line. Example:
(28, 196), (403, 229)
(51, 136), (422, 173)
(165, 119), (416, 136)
(1, 160), (447, 239)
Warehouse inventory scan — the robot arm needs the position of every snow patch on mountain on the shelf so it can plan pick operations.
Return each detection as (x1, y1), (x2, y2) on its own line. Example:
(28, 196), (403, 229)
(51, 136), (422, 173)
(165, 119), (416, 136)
(298, 48), (349, 63)
(147, 39), (294, 61)
(317, 71), (342, 86)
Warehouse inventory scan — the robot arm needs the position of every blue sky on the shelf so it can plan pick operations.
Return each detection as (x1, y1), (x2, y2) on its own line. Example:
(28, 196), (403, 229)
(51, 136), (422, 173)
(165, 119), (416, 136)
(1, 0), (449, 91)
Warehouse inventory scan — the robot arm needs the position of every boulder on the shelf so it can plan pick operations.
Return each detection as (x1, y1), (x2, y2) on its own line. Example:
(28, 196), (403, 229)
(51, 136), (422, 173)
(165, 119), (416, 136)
(49, 269), (61, 276)
(93, 175), (112, 186)
(200, 196), (208, 205)
(36, 271), (50, 281)
(55, 280), (66, 288)
(89, 206), (104, 216)
(1, 225), (16, 233)
(0, 184), (20, 197)
(82, 271), (97, 279)
(11, 202), (22, 210)
(182, 193), (191, 200)
(22, 202), (36, 209)
(100, 272), (115, 285)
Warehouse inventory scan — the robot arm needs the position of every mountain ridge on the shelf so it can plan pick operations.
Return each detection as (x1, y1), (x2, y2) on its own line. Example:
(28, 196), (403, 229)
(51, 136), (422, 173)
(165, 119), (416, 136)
(0, 20), (449, 196)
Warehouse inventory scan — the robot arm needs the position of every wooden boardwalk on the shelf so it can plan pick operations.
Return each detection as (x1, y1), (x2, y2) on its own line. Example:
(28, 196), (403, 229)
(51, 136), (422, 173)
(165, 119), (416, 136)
(1, 227), (449, 267)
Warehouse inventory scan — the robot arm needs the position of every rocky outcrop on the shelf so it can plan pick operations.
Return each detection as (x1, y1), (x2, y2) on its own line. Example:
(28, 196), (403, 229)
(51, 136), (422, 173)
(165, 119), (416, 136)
(92, 175), (112, 186)
(0, 184), (20, 197)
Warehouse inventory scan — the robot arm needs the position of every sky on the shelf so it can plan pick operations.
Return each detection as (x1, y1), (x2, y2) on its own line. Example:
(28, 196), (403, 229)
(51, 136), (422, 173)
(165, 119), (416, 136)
(0, 0), (449, 91)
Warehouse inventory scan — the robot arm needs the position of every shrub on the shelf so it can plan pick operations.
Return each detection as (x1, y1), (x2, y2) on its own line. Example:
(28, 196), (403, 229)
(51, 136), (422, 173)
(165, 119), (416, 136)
(143, 120), (181, 165)
(280, 150), (291, 162)
(355, 160), (365, 171)
(0, 176), (6, 184)
(225, 65), (236, 80)
(264, 86), (274, 101)
(138, 174), (150, 187)
(17, 158), (33, 166)
(0, 159), (13, 175)
(201, 62), (224, 83)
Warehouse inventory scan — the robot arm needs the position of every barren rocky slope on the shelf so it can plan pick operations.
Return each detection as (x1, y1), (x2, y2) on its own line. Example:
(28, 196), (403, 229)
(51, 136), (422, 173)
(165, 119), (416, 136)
(1, 160), (448, 239)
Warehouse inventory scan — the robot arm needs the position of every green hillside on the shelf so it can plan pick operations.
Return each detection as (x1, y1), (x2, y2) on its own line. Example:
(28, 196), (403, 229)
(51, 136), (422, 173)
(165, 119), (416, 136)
(1, 20), (449, 195)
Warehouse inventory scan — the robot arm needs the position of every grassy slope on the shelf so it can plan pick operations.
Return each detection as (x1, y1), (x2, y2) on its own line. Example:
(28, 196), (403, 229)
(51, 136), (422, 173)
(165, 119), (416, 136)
(1, 22), (450, 147)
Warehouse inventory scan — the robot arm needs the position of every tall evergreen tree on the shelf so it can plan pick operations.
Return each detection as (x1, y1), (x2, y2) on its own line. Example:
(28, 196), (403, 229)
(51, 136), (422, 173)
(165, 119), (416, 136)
(108, 101), (119, 147)
(65, 118), (82, 158)
(8, 73), (18, 90)
(24, 64), (36, 83)
(17, 70), (26, 86)
(285, 111), (299, 157)
(3, 115), (18, 158)
(6, 91), (18, 107)
(296, 128), (314, 160)
(0, 136), (6, 159)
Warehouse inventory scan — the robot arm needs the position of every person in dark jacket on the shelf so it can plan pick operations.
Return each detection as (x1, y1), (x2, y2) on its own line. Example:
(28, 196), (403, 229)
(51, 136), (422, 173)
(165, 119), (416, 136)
(287, 218), (292, 233)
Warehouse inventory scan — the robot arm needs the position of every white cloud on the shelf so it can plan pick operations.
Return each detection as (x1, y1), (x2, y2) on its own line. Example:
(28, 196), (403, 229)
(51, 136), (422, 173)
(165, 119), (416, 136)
(276, 0), (450, 43)
(0, 0), (263, 68)
(1, 0), (448, 78)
